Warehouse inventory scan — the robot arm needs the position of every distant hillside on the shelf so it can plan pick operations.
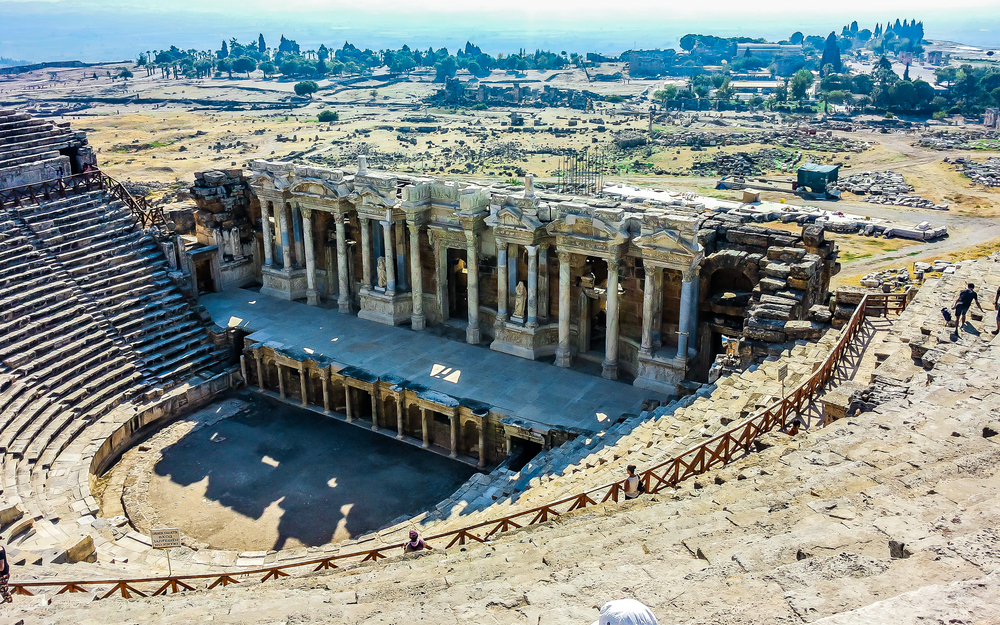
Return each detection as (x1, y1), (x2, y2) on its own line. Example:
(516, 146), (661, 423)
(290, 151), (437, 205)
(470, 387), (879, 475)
(0, 57), (30, 67)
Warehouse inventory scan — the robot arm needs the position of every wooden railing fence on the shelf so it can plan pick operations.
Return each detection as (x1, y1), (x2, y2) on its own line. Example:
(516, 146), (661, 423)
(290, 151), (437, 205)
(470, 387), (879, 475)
(8, 289), (907, 600)
(0, 171), (167, 231)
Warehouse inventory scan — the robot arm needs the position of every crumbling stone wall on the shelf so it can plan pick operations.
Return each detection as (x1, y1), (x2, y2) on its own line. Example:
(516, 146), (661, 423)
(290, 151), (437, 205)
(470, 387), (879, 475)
(698, 215), (840, 359)
(189, 169), (256, 254)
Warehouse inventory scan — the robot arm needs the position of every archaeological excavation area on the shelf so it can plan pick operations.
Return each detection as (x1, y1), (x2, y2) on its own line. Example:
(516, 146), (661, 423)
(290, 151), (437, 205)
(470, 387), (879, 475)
(0, 106), (999, 625)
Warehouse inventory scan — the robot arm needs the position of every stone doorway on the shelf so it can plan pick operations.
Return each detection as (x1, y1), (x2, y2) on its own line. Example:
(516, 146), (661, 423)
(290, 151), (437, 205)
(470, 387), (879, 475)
(447, 248), (469, 321)
(195, 258), (216, 295)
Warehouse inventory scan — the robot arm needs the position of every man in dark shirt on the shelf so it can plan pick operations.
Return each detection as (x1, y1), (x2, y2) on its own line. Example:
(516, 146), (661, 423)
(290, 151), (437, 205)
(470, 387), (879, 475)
(993, 286), (1000, 335)
(953, 283), (983, 332)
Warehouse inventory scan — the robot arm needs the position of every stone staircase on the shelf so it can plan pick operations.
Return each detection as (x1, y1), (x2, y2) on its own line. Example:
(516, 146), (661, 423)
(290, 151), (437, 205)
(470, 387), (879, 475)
(0, 109), (75, 171)
(13, 190), (228, 386)
(0, 189), (229, 569)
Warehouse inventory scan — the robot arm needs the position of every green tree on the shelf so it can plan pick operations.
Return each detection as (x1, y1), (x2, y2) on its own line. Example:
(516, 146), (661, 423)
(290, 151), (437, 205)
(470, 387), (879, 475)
(791, 68), (814, 100)
(217, 57), (233, 78)
(820, 32), (842, 74)
(294, 80), (319, 96)
(259, 60), (276, 78)
(653, 85), (678, 102)
(258, 34), (266, 54)
(232, 56), (256, 77)
(317, 110), (338, 122)
(790, 32), (804, 45)
(434, 56), (458, 81)
(219, 40), (229, 59)
(118, 67), (133, 80)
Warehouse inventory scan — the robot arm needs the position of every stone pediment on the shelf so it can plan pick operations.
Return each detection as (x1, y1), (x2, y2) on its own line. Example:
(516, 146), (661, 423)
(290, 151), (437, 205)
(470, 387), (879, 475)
(488, 205), (542, 232)
(633, 229), (703, 257)
(289, 178), (347, 200)
(545, 214), (626, 245)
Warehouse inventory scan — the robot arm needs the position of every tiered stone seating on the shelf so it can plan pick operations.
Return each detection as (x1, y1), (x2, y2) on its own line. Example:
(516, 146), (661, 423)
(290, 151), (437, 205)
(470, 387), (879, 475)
(0, 109), (75, 171)
(15, 190), (228, 385)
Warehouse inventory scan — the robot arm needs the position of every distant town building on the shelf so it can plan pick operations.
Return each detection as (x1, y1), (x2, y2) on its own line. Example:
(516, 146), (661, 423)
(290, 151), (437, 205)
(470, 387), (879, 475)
(927, 50), (944, 65)
(627, 50), (678, 77)
(734, 43), (803, 61)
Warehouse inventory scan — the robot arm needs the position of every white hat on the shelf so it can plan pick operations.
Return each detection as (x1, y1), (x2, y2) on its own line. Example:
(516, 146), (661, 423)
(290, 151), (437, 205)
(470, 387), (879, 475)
(591, 598), (659, 625)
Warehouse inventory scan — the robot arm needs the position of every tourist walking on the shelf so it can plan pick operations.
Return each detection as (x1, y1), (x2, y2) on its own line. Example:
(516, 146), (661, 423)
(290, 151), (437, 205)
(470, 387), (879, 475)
(953, 283), (983, 332)
(403, 529), (432, 553)
(623, 465), (642, 500)
(993, 286), (1000, 335)
(0, 545), (12, 603)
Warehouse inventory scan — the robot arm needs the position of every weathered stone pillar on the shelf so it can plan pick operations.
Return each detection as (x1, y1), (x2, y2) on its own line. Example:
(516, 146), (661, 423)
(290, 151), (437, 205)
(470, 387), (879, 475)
(555, 250), (572, 368)
(239, 354), (248, 386)
(254, 353), (265, 390)
(380, 220), (396, 293)
(278, 204), (292, 271)
(345, 383), (353, 422)
(421, 407), (429, 448)
(465, 231), (480, 344)
(298, 364), (308, 407)
(301, 207), (319, 305)
(360, 218), (372, 290)
(335, 213), (351, 313)
(640, 265), (659, 356)
(677, 268), (694, 360)
(495, 239), (508, 323)
(449, 415), (458, 458)
(408, 223), (425, 330)
(292, 205), (304, 267)
(370, 387), (379, 431)
(602, 257), (621, 380)
(321, 373), (330, 414)
(261, 201), (274, 267)
(687, 266), (701, 357)
(526, 245), (539, 328)
(277, 364), (286, 398)
(395, 394), (404, 440)
(538, 246), (549, 321)
(477, 420), (486, 469)
(653, 268), (664, 348)
(433, 237), (448, 322)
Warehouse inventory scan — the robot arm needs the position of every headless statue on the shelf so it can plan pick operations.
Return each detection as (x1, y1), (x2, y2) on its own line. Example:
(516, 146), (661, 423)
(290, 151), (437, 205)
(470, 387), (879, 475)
(514, 281), (527, 319)
(377, 256), (387, 288)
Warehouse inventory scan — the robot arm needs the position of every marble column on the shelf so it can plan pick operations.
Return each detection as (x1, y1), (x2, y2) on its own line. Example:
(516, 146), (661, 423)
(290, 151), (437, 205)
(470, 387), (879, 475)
(254, 353), (265, 390)
(380, 220), (396, 293)
(477, 421), (486, 469)
(465, 231), (480, 344)
(538, 246), (550, 321)
(298, 365), (308, 407)
(495, 239), (508, 323)
(602, 257), (621, 380)
(421, 407), (430, 448)
(277, 364), (286, 398)
(640, 264), (658, 357)
(292, 206), (304, 267)
(676, 268), (694, 361)
(433, 237), (448, 322)
(345, 383), (353, 422)
(301, 207), (319, 305)
(555, 251), (572, 368)
(409, 223), (425, 330)
(395, 395), (404, 440)
(335, 214), (351, 313)
(240, 354), (247, 386)
(449, 415), (458, 458)
(278, 204), (292, 271)
(261, 201), (274, 267)
(370, 388), (379, 431)
(653, 269), (664, 348)
(321, 373), (330, 414)
(526, 245), (539, 328)
(360, 218), (372, 290)
(395, 222), (408, 292)
(687, 266), (701, 358)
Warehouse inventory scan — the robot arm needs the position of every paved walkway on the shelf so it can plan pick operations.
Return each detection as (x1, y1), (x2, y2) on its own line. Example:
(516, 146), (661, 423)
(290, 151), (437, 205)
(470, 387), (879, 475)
(202, 289), (666, 432)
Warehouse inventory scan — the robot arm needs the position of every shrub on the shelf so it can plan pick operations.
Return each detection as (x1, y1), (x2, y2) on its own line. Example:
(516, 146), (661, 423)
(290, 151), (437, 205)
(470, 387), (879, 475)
(294, 80), (319, 97)
(471, 103), (488, 110)
(317, 110), (338, 122)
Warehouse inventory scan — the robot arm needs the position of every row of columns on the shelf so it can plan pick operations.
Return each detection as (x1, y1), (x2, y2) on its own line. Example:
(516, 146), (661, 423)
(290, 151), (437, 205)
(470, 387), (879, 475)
(640, 265), (700, 360)
(253, 354), (486, 468)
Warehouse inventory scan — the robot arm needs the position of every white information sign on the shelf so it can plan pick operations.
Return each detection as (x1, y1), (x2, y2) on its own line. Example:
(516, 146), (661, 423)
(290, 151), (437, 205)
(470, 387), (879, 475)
(150, 528), (181, 550)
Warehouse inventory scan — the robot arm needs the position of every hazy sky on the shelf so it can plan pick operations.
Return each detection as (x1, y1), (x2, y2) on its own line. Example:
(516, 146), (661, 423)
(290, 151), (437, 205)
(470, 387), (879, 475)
(0, 0), (997, 62)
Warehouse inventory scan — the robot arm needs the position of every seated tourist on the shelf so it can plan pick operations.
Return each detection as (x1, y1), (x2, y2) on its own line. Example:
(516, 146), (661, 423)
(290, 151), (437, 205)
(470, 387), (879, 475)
(404, 529), (432, 553)
(623, 465), (642, 500)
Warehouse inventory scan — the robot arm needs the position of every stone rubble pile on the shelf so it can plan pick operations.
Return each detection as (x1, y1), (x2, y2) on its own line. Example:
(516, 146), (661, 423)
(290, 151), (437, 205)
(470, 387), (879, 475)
(650, 128), (871, 153)
(691, 148), (801, 177)
(948, 156), (1000, 187)
(859, 267), (913, 289)
(917, 129), (1000, 150)
(828, 170), (947, 210)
